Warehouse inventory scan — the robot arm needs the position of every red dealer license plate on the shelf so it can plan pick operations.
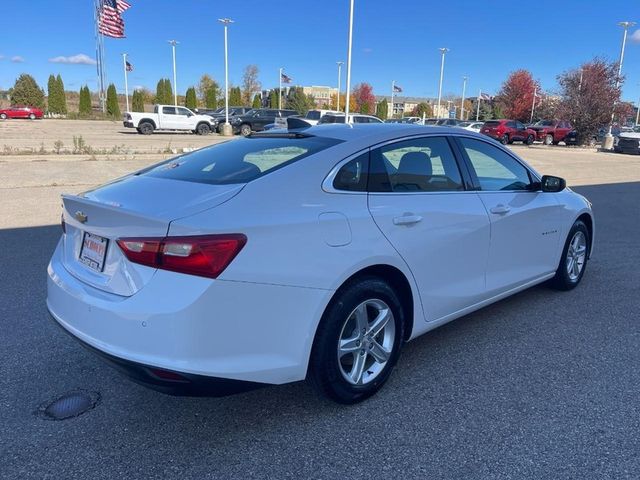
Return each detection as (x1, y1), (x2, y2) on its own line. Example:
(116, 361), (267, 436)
(79, 232), (108, 272)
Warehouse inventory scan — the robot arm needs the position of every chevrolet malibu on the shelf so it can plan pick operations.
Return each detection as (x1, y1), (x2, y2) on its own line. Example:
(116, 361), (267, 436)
(47, 124), (594, 404)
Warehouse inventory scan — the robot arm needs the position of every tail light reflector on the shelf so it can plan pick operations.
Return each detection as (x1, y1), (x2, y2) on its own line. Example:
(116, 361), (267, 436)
(116, 234), (246, 279)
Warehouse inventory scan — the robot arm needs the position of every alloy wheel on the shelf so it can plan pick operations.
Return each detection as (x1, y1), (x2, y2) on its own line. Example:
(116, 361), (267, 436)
(566, 231), (587, 281)
(337, 299), (396, 386)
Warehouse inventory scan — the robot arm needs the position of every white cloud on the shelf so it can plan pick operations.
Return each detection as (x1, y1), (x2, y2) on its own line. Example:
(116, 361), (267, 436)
(362, 47), (373, 54)
(49, 54), (96, 65)
(11, 56), (25, 63)
(631, 29), (640, 43)
(0, 54), (5, 60)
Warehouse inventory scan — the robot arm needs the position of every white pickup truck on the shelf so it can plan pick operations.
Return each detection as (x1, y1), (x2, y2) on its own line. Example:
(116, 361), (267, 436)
(123, 105), (215, 135)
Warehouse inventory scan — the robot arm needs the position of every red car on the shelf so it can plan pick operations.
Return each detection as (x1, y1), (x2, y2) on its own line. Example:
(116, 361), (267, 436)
(529, 120), (573, 145)
(480, 119), (535, 145)
(0, 106), (43, 120)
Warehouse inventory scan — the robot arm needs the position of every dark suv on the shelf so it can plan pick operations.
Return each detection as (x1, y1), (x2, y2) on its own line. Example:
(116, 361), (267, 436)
(202, 107), (252, 133)
(480, 119), (535, 145)
(230, 109), (298, 136)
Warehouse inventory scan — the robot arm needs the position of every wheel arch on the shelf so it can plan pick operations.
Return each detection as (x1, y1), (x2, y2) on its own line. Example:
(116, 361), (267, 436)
(576, 212), (594, 258)
(138, 118), (156, 129)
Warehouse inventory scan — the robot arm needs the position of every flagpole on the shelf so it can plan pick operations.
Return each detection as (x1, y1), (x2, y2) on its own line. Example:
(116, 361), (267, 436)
(476, 89), (481, 121)
(122, 53), (129, 112)
(344, 0), (354, 123)
(279, 68), (282, 110)
(391, 80), (395, 119)
(530, 86), (537, 124)
(460, 76), (467, 120)
(169, 40), (178, 107)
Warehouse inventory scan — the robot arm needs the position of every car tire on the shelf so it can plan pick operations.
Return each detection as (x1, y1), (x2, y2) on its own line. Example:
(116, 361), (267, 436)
(308, 276), (405, 404)
(526, 134), (534, 145)
(196, 122), (211, 135)
(138, 121), (154, 135)
(240, 124), (252, 136)
(548, 220), (590, 291)
(544, 134), (553, 145)
(501, 135), (509, 145)
(0, 113), (7, 120)
(29, 113), (36, 120)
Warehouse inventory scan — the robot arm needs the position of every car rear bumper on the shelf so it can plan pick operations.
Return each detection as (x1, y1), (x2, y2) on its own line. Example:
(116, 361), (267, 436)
(123, 121), (134, 128)
(47, 239), (331, 391)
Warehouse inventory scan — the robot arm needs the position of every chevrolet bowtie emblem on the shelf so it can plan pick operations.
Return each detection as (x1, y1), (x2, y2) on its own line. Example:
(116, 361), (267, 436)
(74, 211), (88, 223)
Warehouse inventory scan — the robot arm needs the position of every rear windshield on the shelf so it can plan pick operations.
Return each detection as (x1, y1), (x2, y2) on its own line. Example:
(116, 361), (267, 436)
(306, 111), (321, 120)
(483, 121), (500, 127)
(319, 115), (345, 124)
(141, 136), (342, 185)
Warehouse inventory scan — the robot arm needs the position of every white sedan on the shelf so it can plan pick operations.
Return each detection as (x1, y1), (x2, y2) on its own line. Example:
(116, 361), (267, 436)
(47, 124), (594, 404)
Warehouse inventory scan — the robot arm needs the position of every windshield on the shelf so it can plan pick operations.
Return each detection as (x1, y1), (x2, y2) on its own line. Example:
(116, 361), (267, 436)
(534, 120), (555, 126)
(141, 136), (342, 185)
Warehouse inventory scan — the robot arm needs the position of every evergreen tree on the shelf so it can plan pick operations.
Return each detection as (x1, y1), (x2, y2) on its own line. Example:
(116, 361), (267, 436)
(165, 79), (174, 104)
(205, 85), (217, 108)
(185, 87), (197, 109)
(132, 90), (145, 112)
(376, 98), (388, 119)
(56, 74), (67, 114)
(252, 94), (262, 108)
(155, 78), (174, 105)
(229, 86), (242, 106)
(269, 89), (279, 108)
(106, 83), (120, 117)
(47, 75), (58, 114)
(10, 74), (45, 109)
(79, 86), (92, 116)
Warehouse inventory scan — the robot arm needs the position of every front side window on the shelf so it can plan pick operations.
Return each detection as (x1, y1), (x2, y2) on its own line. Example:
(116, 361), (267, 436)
(458, 137), (532, 191)
(176, 107), (191, 116)
(141, 136), (342, 185)
(370, 137), (464, 193)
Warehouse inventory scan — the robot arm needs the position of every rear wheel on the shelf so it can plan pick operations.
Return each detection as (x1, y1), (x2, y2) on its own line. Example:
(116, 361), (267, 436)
(138, 121), (154, 135)
(29, 113), (36, 120)
(196, 122), (211, 135)
(526, 134), (534, 145)
(0, 113), (6, 120)
(501, 134), (509, 145)
(544, 134), (553, 145)
(549, 220), (589, 291)
(309, 277), (405, 404)
(240, 124), (252, 136)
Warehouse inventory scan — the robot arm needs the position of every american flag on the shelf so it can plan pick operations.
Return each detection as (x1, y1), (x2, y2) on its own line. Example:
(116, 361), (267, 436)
(393, 84), (403, 93)
(98, 0), (131, 38)
(281, 72), (292, 84)
(126, 60), (133, 72)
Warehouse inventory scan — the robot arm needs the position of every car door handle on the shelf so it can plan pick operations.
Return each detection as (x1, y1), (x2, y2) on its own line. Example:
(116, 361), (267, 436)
(393, 214), (423, 226)
(490, 204), (511, 215)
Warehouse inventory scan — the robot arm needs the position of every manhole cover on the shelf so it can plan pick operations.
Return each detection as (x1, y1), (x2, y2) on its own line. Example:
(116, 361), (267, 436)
(36, 390), (100, 421)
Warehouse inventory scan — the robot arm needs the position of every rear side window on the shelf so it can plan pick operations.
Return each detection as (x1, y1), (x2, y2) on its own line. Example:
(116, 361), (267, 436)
(162, 107), (177, 115)
(370, 136), (464, 192)
(333, 153), (368, 192)
(142, 136), (342, 185)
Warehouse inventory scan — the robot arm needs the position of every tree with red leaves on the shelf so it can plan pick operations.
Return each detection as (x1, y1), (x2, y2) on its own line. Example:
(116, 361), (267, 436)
(557, 58), (622, 145)
(352, 83), (376, 115)
(495, 70), (541, 122)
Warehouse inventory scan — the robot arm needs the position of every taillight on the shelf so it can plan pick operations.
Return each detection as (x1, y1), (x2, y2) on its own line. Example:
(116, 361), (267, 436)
(116, 234), (246, 279)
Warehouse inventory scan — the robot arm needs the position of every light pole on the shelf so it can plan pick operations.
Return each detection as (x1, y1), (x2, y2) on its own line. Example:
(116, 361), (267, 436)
(344, 0), (354, 123)
(530, 86), (537, 124)
(460, 76), (467, 120)
(336, 61), (343, 111)
(218, 18), (234, 136)
(605, 21), (636, 148)
(122, 53), (130, 112)
(168, 40), (178, 106)
(437, 48), (448, 118)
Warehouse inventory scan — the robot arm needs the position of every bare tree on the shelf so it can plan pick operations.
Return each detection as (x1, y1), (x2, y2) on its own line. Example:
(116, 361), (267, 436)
(241, 65), (261, 106)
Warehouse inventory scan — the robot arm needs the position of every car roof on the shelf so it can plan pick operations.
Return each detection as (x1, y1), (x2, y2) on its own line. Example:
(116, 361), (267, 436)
(295, 123), (483, 142)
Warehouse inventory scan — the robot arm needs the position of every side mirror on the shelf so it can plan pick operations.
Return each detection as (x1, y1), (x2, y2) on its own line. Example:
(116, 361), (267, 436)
(541, 175), (566, 192)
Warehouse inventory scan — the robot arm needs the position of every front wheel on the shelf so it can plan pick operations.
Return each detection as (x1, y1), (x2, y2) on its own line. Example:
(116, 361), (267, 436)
(549, 220), (589, 291)
(544, 134), (553, 145)
(29, 113), (36, 120)
(308, 277), (405, 404)
(196, 122), (211, 135)
(240, 124), (252, 136)
(526, 134), (534, 145)
(0, 113), (7, 120)
(500, 134), (509, 145)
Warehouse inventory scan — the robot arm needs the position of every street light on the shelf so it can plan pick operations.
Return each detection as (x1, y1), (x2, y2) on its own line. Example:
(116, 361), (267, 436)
(336, 61), (344, 111)
(460, 76), (467, 120)
(437, 48), (449, 118)
(217, 18), (234, 136)
(168, 40), (179, 106)
(344, 0), (354, 123)
(604, 21), (636, 148)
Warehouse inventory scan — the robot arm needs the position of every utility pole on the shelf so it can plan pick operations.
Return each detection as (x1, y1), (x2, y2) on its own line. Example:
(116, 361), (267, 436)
(217, 18), (234, 136)
(437, 48), (449, 118)
(336, 61), (343, 111)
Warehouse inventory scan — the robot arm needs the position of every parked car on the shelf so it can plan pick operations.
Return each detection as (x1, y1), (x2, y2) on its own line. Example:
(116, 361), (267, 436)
(0, 105), (43, 120)
(318, 113), (383, 124)
(462, 121), (484, 132)
(564, 130), (598, 147)
(194, 107), (226, 116)
(614, 126), (640, 154)
(529, 120), (573, 145)
(123, 105), (215, 135)
(205, 107), (252, 133)
(47, 124), (594, 404)
(230, 108), (298, 136)
(480, 119), (536, 145)
(435, 118), (465, 127)
(385, 117), (421, 124)
(304, 109), (341, 125)
(423, 118), (439, 125)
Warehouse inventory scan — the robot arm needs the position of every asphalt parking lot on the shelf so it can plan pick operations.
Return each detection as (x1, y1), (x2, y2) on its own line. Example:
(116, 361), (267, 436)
(1, 122), (640, 478)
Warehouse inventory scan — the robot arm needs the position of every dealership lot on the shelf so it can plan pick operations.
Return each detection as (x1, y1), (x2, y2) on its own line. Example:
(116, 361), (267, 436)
(2, 121), (640, 478)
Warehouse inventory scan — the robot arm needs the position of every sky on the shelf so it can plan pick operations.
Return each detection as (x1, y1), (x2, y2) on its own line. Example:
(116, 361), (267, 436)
(2, 0), (640, 102)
